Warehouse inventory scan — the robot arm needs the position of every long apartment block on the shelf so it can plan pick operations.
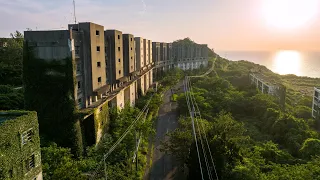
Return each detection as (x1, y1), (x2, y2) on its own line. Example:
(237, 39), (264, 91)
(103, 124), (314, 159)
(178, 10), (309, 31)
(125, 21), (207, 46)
(173, 42), (209, 70)
(312, 87), (320, 118)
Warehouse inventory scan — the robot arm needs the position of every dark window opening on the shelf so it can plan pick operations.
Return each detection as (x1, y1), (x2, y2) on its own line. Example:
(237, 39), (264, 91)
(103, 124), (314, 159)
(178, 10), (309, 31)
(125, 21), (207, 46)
(78, 98), (82, 103)
(118, 47), (120, 51)
(96, 30), (100, 36)
(97, 62), (101, 67)
(131, 38), (132, 41)
(25, 154), (35, 172)
(118, 59), (121, 63)
(119, 70), (121, 74)
(21, 129), (33, 145)
(118, 35), (120, 39)
(97, 46), (100, 51)
(98, 77), (101, 83)
(78, 81), (81, 89)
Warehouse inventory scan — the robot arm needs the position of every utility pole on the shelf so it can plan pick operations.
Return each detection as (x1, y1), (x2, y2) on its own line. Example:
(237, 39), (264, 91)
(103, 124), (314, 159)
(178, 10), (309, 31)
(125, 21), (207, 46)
(73, 0), (77, 24)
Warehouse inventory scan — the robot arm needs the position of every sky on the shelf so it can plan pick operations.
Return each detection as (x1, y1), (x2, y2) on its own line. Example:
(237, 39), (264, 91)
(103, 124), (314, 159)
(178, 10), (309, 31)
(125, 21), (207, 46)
(1, 0), (320, 51)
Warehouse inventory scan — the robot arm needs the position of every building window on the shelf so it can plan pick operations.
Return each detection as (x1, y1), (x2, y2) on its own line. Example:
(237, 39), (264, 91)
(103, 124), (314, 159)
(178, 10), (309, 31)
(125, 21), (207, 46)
(21, 129), (33, 146)
(119, 70), (121, 74)
(131, 56), (133, 59)
(98, 77), (101, 83)
(131, 38), (133, 41)
(75, 46), (80, 55)
(25, 154), (35, 172)
(97, 62), (101, 67)
(97, 46), (100, 52)
(118, 59), (121, 63)
(118, 47), (120, 51)
(96, 30), (100, 36)
(131, 47), (132, 50)
(131, 65), (133, 70)
(78, 81), (81, 89)
(76, 64), (81, 72)
(118, 35), (120, 39)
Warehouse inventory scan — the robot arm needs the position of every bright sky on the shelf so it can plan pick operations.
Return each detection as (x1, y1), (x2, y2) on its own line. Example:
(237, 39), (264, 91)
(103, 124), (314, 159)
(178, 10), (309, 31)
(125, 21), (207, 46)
(1, 0), (320, 51)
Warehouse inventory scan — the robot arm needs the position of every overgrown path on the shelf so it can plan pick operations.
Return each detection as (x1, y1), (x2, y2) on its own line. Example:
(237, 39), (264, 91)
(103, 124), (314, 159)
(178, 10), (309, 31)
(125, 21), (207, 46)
(145, 82), (184, 180)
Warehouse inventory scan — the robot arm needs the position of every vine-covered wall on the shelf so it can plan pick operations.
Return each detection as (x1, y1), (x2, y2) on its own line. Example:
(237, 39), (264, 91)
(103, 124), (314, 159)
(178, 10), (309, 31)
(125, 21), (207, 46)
(23, 42), (83, 156)
(0, 111), (42, 180)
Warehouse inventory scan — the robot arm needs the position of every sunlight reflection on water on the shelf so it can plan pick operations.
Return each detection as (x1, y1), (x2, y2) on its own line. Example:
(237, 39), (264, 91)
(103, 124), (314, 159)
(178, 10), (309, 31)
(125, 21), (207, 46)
(272, 50), (302, 76)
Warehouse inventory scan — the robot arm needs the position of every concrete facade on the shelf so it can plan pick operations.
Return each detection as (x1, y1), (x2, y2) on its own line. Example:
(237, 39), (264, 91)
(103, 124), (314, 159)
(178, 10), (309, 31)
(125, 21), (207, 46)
(25, 22), (108, 109)
(173, 43), (209, 70)
(144, 73), (150, 92)
(312, 87), (320, 118)
(110, 89), (125, 109)
(135, 37), (145, 71)
(138, 75), (145, 96)
(143, 39), (150, 66)
(152, 42), (161, 63)
(69, 23), (107, 107)
(148, 40), (153, 64)
(105, 30), (124, 91)
(123, 34), (135, 78)
(129, 82), (136, 106)
(149, 69), (153, 87)
(160, 42), (167, 62)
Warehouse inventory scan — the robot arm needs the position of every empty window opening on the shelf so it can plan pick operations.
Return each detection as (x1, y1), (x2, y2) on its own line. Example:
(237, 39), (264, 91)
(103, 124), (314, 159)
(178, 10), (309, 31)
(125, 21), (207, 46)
(98, 77), (101, 83)
(96, 30), (100, 36)
(25, 154), (35, 172)
(97, 62), (101, 67)
(21, 129), (33, 146)
(97, 46), (100, 51)
(77, 81), (81, 89)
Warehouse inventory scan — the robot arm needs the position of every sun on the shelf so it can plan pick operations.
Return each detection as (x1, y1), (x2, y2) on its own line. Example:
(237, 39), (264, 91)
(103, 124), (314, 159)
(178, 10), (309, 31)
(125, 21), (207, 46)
(261, 0), (319, 30)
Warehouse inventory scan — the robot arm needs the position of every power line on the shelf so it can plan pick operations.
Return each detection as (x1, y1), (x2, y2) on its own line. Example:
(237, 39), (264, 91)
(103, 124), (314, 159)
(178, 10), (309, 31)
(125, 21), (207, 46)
(187, 77), (219, 180)
(184, 77), (205, 180)
(184, 56), (219, 180)
(90, 94), (155, 179)
(186, 77), (213, 180)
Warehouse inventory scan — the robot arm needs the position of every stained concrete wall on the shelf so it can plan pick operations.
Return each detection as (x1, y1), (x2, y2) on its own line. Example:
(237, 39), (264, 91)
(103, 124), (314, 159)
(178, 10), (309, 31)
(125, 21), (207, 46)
(105, 30), (124, 85)
(123, 34), (135, 76)
(129, 82), (136, 106)
(135, 37), (144, 70)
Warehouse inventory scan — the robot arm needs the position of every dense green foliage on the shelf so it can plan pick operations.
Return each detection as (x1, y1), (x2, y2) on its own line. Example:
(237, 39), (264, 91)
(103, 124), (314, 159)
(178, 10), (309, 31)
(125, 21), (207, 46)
(39, 69), (185, 179)
(162, 57), (320, 179)
(23, 42), (84, 156)
(0, 111), (42, 180)
(0, 31), (24, 110)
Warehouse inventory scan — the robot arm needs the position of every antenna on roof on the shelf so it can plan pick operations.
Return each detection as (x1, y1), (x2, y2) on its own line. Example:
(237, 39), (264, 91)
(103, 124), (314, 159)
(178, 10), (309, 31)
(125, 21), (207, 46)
(73, 0), (77, 24)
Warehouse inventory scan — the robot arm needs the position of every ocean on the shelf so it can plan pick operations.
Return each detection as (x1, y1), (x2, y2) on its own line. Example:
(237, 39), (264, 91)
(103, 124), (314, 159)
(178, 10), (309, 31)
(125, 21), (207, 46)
(217, 51), (320, 78)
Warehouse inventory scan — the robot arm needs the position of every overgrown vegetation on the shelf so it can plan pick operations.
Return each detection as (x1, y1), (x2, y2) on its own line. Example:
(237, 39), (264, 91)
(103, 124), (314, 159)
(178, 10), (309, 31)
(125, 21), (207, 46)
(0, 31), (24, 110)
(162, 57), (320, 179)
(39, 68), (184, 179)
(0, 111), (42, 180)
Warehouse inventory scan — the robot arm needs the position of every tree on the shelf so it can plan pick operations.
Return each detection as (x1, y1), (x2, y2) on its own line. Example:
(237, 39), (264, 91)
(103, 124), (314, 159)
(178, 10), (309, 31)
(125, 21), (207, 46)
(299, 138), (320, 159)
(41, 143), (85, 180)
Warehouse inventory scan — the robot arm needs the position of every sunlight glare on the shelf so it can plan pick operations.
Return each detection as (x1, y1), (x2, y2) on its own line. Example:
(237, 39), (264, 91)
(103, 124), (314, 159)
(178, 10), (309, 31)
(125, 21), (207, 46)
(262, 0), (319, 30)
(273, 50), (301, 75)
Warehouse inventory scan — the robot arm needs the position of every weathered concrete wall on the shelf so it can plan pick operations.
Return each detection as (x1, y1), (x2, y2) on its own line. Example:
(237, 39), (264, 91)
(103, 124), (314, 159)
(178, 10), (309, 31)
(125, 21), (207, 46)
(135, 37), (144, 70)
(129, 82), (136, 106)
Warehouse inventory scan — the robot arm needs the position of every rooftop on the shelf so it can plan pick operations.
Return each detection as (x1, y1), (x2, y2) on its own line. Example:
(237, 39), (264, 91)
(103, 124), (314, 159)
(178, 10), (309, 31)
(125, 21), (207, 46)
(0, 111), (28, 124)
(251, 73), (281, 87)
